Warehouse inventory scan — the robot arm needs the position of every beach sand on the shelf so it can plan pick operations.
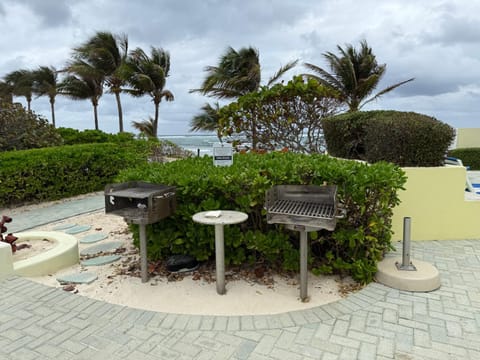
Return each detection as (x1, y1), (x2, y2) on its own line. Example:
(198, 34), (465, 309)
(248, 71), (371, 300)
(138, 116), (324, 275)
(13, 207), (359, 316)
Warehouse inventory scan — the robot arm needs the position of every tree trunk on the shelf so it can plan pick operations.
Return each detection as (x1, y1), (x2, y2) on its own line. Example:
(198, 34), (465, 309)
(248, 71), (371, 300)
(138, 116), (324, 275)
(92, 99), (99, 130)
(115, 91), (123, 133)
(50, 98), (56, 128)
(251, 117), (257, 150)
(153, 101), (159, 138)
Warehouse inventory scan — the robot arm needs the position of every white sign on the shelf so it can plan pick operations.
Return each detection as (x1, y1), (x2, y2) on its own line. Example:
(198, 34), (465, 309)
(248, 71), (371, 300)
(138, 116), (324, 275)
(213, 143), (233, 166)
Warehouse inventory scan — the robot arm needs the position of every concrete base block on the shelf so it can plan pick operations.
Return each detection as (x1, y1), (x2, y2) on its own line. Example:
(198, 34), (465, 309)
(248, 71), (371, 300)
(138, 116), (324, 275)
(375, 256), (441, 292)
(0, 241), (14, 277)
(14, 231), (79, 277)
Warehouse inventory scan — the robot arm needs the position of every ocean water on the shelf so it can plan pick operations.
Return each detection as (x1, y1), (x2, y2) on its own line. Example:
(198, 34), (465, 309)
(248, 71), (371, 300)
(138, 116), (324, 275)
(158, 134), (219, 156)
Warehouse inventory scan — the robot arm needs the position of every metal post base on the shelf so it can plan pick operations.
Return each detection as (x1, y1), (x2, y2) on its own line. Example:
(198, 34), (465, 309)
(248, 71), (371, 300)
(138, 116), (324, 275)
(395, 261), (417, 271)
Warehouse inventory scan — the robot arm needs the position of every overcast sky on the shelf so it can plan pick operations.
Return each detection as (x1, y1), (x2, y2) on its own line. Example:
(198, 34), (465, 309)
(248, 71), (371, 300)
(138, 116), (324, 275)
(1, 0), (479, 135)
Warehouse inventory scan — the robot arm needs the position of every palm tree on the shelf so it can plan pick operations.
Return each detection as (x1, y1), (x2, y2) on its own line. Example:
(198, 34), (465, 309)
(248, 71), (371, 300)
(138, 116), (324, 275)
(72, 32), (128, 132)
(304, 40), (414, 112)
(31, 66), (59, 127)
(191, 46), (298, 146)
(131, 116), (156, 139)
(123, 47), (174, 138)
(58, 70), (103, 130)
(4, 69), (34, 111)
(0, 80), (13, 105)
(190, 102), (221, 133)
(191, 46), (297, 99)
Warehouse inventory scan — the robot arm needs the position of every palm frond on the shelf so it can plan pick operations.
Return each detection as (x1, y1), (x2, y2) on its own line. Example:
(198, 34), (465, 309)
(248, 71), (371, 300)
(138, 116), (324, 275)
(360, 77), (415, 109)
(267, 59), (298, 86)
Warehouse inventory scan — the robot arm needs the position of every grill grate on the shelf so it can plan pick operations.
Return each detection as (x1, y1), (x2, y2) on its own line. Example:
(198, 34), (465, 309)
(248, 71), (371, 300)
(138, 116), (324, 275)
(265, 185), (339, 230)
(268, 200), (335, 219)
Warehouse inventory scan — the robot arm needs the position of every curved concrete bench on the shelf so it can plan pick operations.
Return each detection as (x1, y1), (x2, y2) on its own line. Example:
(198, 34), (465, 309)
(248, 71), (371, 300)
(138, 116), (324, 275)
(13, 231), (79, 277)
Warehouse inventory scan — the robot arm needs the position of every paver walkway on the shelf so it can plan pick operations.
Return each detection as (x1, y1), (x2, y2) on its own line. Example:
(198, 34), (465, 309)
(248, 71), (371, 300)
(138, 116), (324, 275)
(5, 193), (104, 233)
(0, 240), (480, 360)
(1, 194), (480, 359)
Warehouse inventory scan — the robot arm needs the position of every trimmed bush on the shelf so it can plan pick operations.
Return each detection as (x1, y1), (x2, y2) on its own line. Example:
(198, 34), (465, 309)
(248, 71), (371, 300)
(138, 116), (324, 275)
(323, 111), (455, 166)
(0, 103), (62, 151)
(0, 142), (150, 206)
(116, 152), (406, 283)
(56, 127), (135, 145)
(448, 148), (480, 170)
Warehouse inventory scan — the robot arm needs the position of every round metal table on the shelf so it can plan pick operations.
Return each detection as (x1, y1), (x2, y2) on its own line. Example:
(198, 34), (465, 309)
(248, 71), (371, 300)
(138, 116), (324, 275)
(192, 210), (248, 294)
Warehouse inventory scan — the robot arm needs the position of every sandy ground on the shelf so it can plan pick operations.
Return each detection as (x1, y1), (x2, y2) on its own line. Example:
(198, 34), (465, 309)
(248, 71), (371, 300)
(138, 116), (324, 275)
(9, 199), (360, 316)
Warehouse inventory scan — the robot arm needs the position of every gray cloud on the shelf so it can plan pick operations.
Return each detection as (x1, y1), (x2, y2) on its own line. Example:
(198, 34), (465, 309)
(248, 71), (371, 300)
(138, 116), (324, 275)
(14, 0), (72, 27)
(1, 0), (479, 134)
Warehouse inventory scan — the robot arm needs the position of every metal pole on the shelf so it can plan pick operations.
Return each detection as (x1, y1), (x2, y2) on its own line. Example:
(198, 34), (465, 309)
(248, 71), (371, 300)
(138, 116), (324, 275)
(139, 223), (149, 282)
(402, 217), (411, 266)
(396, 217), (417, 271)
(299, 230), (308, 301)
(215, 224), (226, 294)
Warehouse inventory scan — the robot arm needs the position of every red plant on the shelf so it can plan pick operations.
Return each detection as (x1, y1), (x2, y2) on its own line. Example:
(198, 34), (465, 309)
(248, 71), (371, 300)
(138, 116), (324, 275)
(0, 215), (18, 253)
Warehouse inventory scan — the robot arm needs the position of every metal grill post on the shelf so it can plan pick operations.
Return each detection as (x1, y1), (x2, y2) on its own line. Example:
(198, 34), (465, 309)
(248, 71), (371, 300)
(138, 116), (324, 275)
(299, 230), (308, 301)
(139, 223), (149, 282)
(396, 217), (417, 271)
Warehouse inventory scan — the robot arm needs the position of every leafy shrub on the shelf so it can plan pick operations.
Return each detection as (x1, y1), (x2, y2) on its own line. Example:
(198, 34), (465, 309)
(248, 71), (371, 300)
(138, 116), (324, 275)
(0, 103), (62, 151)
(0, 142), (150, 206)
(56, 127), (136, 145)
(219, 76), (341, 153)
(116, 152), (406, 283)
(448, 148), (480, 170)
(323, 111), (455, 166)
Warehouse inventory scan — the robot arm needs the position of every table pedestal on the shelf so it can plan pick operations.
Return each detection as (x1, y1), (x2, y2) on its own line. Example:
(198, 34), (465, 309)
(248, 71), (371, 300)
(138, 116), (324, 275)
(192, 210), (248, 295)
(214, 224), (226, 294)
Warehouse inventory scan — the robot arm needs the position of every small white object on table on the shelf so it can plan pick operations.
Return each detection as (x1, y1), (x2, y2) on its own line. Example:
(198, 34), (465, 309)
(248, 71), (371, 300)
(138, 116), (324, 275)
(192, 210), (248, 294)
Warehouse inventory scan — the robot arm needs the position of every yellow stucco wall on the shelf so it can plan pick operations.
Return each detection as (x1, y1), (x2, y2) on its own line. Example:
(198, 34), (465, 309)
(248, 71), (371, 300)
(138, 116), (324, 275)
(456, 128), (480, 148)
(391, 166), (480, 241)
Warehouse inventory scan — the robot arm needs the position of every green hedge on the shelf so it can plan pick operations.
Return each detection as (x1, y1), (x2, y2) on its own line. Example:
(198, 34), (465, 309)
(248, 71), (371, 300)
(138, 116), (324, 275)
(0, 103), (62, 151)
(56, 127), (136, 145)
(0, 142), (150, 206)
(448, 148), (480, 170)
(116, 152), (406, 283)
(323, 111), (455, 166)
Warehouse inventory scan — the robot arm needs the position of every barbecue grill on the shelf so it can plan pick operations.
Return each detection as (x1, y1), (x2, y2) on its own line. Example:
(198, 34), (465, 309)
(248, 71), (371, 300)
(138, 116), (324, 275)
(265, 184), (343, 301)
(105, 181), (176, 282)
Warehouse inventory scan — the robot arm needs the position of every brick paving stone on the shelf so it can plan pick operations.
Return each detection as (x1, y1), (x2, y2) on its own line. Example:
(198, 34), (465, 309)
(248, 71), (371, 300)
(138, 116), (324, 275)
(269, 347), (314, 360)
(311, 306), (334, 321)
(347, 330), (378, 344)
(233, 339), (257, 359)
(172, 313), (190, 330)
(253, 334), (277, 355)
(339, 346), (358, 359)
(332, 319), (349, 336)
(377, 337), (395, 358)
(277, 312), (295, 328)
(234, 330), (264, 342)
(358, 342), (377, 360)
(212, 315), (228, 331)
(184, 315), (202, 330)
(310, 338), (342, 354)
(227, 316), (241, 331)
(240, 315), (255, 330)
(199, 315), (214, 330)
